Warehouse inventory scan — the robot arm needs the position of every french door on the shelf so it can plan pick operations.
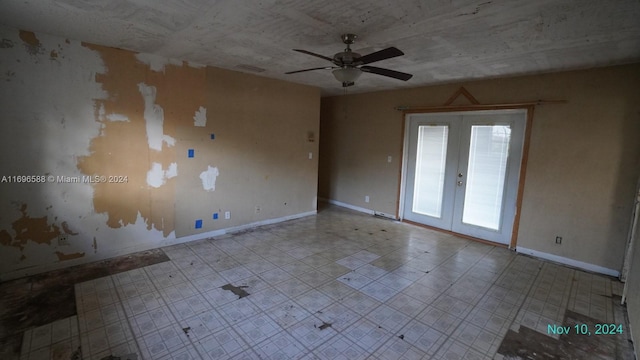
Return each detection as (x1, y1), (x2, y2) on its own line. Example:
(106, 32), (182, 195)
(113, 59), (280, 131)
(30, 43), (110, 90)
(402, 110), (526, 245)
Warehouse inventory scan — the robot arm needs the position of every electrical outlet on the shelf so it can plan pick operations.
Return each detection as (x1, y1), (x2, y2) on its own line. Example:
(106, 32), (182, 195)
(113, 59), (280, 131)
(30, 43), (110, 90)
(225, 211), (231, 219)
(58, 235), (69, 246)
(255, 206), (261, 214)
(387, 156), (392, 163)
(555, 236), (562, 244)
(365, 195), (370, 203)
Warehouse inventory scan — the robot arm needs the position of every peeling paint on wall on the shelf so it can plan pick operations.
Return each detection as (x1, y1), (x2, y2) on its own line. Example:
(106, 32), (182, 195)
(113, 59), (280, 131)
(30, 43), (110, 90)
(79, 40), (206, 237)
(61, 221), (78, 235)
(199, 166), (220, 192)
(97, 104), (129, 122)
(0, 27), (113, 276)
(1, 24), (318, 280)
(1, 204), (61, 251)
(193, 106), (207, 127)
(146, 162), (177, 188)
(135, 52), (183, 72)
(106, 114), (129, 122)
(138, 83), (176, 151)
(0, 25), (218, 278)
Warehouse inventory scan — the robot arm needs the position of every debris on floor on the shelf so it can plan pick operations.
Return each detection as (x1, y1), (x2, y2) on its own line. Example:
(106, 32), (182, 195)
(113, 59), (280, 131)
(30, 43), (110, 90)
(99, 354), (138, 360)
(221, 283), (250, 298)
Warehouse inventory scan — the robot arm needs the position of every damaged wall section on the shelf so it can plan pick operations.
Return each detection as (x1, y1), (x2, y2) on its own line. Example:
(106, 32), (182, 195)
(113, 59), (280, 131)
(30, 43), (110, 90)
(0, 25), (321, 280)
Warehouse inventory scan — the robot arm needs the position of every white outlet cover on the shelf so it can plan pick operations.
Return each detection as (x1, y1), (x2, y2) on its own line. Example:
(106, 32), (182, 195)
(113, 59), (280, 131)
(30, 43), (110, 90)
(225, 211), (230, 219)
(365, 196), (370, 203)
(387, 156), (392, 163)
(308, 152), (313, 159)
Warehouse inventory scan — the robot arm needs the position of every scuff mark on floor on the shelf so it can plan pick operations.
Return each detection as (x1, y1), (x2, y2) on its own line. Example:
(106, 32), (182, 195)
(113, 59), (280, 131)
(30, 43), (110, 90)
(99, 354), (137, 360)
(221, 283), (250, 299)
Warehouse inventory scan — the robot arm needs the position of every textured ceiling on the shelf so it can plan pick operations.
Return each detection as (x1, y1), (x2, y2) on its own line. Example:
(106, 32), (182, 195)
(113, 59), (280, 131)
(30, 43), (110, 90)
(1, 0), (639, 96)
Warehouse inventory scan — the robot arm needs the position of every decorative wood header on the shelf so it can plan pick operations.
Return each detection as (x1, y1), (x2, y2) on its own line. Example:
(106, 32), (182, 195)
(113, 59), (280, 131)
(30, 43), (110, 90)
(395, 86), (566, 112)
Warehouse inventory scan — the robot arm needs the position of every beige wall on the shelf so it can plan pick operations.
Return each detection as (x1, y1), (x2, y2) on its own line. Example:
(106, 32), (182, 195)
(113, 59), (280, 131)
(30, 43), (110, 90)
(175, 66), (321, 237)
(319, 64), (640, 272)
(0, 26), (320, 280)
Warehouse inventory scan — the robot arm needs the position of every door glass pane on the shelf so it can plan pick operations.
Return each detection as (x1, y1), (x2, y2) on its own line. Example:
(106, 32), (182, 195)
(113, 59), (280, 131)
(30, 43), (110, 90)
(462, 125), (511, 230)
(413, 125), (448, 217)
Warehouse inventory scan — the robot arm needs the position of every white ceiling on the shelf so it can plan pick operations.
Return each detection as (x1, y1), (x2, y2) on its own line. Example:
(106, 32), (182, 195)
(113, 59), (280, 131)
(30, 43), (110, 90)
(1, 0), (639, 96)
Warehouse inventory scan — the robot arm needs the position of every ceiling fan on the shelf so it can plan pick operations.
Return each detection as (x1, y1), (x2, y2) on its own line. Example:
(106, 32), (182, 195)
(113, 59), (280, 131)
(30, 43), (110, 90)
(286, 34), (413, 87)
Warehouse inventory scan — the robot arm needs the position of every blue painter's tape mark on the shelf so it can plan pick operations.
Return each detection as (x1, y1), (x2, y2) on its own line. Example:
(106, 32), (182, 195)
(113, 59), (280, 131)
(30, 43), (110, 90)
(210, 133), (215, 140)
(195, 219), (202, 229)
(188, 149), (195, 158)
(213, 213), (218, 220)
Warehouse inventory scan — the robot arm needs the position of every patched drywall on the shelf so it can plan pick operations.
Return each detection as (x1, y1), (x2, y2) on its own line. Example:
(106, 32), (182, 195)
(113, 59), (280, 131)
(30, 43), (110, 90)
(319, 64), (640, 272)
(199, 166), (220, 192)
(174, 66), (321, 237)
(76, 42), (208, 237)
(0, 25), (321, 280)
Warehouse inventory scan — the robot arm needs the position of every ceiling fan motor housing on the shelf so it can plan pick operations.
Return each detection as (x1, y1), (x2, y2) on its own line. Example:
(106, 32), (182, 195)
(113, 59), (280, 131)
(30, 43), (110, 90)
(334, 51), (361, 66)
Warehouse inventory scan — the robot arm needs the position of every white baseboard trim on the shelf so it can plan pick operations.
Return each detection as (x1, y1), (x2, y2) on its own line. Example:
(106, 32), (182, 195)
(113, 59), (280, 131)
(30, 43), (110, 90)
(374, 211), (398, 220)
(517, 246), (620, 277)
(321, 198), (375, 215)
(0, 210), (317, 282)
(173, 210), (318, 244)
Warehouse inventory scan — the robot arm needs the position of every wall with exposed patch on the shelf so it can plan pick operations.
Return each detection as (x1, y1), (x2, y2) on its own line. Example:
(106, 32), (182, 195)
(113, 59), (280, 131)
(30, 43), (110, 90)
(319, 64), (640, 274)
(0, 25), (320, 281)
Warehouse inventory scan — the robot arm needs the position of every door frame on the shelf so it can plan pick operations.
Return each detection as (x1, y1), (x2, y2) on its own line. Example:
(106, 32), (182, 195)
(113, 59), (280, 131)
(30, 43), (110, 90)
(397, 105), (535, 249)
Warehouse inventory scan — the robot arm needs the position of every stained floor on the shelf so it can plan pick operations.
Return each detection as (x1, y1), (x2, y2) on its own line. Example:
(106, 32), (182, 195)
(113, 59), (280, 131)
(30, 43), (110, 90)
(0, 204), (635, 359)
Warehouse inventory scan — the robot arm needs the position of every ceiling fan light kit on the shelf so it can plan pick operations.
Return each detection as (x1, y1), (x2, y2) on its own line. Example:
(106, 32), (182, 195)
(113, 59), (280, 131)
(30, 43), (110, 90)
(332, 67), (362, 83)
(286, 33), (413, 87)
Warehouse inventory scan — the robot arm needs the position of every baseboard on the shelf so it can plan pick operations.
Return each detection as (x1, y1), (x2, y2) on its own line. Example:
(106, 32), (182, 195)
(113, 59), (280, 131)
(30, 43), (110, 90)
(0, 210), (317, 282)
(173, 210), (318, 244)
(319, 197), (375, 215)
(374, 211), (398, 220)
(517, 246), (620, 277)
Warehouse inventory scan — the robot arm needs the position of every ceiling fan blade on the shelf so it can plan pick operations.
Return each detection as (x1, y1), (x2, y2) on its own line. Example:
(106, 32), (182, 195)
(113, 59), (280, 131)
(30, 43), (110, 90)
(285, 66), (334, 74)
(293, 49), (334, 62)
(360, 66), (413, 81)
(356, 47), (404, 65)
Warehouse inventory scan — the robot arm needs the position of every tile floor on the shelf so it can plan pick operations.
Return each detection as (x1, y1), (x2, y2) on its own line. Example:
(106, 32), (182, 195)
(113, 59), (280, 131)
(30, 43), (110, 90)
(13, 204), (634, 359)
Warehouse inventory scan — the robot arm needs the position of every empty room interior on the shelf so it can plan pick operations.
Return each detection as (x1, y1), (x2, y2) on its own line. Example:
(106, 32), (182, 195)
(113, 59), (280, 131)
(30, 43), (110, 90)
(1, 1), (640, 359)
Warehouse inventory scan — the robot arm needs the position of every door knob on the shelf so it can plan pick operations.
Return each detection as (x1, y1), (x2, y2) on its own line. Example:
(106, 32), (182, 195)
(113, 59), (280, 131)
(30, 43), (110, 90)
(458, 173), (463, 178)
(457, 181), (463, 186)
